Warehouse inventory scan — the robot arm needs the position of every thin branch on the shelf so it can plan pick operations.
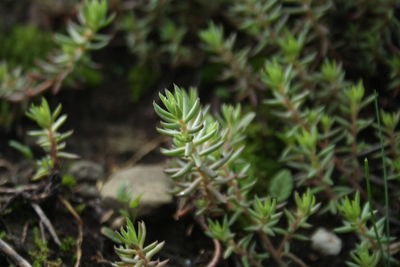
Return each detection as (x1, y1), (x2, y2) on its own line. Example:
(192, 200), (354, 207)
(121, 135), (168, 168)
(0, 184), (40, 194)
(0, 237), (32, 267)
(257, 231), (288, 267)
(59, 197), (83, 267)
(173, 203), (194, 220)
(195, 216), (227, 267)
(206, 238), (221, 267)
(39, 221), (46, 243)
(31, 203), (61, 246)
(21, 222), (29, 245)
(281, 252), (309, 267)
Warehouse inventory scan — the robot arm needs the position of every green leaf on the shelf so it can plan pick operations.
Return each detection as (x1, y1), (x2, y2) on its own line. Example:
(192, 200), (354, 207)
(129, 194), (142, 209)
(199, 140), (224, 156)
(171, 161), (195, 178)
(9, 140), (33, 159)
(177, 177), (202, 196)
(101, 227), (122, 244)
(160, 146), (185, 156)
(268, 169), (293, 202)
(184, 98), (200, 122)
(61, 174), (77, 187)
(153, 102), (176, 122)
(146, 241), (165, 259)
(156, 127), (180, 137)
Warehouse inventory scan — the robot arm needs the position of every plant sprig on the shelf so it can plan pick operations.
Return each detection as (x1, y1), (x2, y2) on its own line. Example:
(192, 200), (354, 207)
(0, 0), (114, 102)
(105, 219), (168, 267)
(26, 98), (78, 180)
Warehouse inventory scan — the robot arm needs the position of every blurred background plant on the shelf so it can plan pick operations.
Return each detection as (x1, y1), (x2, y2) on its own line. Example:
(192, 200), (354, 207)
(0, 0), (114, 131)
(0, 24), (53, 69)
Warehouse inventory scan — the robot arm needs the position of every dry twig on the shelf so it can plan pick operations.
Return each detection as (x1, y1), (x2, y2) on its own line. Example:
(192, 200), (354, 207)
(0, 185), (40, 194)
(39, 221), (46, 243)
(195, 215), (222, 267)
(31, 203), (61, 246)
(59, 196), (83, 267)
(282, 252), (309, 267)
(207, 238), (221, 267)
(121, 135), (168, 168)
(0, 237), (32, 267)
(21, 222), (30, 245)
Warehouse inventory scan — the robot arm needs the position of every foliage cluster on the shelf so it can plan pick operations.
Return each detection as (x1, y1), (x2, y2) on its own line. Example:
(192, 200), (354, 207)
(0, 0), (114, 101)
(104, 219), (168, 267)
(0, 0), (400, 266)
(150, 1), (400, 265)
(154, 87), (398, 266)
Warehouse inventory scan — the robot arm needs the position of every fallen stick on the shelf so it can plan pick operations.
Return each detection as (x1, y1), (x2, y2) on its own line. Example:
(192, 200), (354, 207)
(59, 196), (83, 267)
(31, 203), (61, 246)
(195, 216), (221, 267)
(121, 135), (168, 168)
(207, 238), (221, 267)
(0, 237), (32, 267)
(0, 184), (40, 194)
(21, 222), (29, 245)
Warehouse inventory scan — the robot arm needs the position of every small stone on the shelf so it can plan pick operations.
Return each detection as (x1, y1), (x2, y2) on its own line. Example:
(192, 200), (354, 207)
(76, 183), (99, 198)
(100, 164), (172, 216)
(311, 228), (342, 256)
(68, 160), (105, 182)
(105, 125), (148, 154)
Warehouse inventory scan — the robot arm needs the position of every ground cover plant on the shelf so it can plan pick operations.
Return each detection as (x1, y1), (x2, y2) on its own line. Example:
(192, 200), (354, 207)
(0, 0), (400, 266)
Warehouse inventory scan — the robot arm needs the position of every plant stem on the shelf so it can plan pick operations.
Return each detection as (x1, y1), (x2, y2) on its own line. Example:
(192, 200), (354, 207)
(282, 252), (309, 267)
(374, 92), (391, 266)
(59, 197), (83, 267)
(257, 231), (288, 267)
(364, 159), (384, 257)
(207, 239), (221, 267)
(277, 216), (302, 254)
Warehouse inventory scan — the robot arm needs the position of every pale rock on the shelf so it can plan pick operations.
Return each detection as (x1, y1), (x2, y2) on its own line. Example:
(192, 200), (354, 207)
(311, 228), (342, 256)
(101, 164), (172, 215)
(68, 160), (105, 182)
(105, 125), (147, 154)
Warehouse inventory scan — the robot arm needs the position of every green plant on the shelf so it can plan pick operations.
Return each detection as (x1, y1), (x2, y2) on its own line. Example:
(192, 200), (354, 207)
(12, 98), (77, 180)
(0, 0), (114, 102)
(104, 218), (168, 267)
(194, 1), (400, 223)
(60, 236), (76, 252)
(117, 0), (222, 103)
(114, 182), (142, 218)
(27, 98), (78, 180)
(335, 193), (395, 266)
(154, 87), (325, 266)
(154, 86), (253, 210)
(153, 80), (400, 266)
(0, 24), (53, 68)
(1, 0), (400, 266)
(348, 243), (381, 267)
(199, 22), (263, 105)
(29, 227), (63, 267)
(120, 9), (191, 68)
